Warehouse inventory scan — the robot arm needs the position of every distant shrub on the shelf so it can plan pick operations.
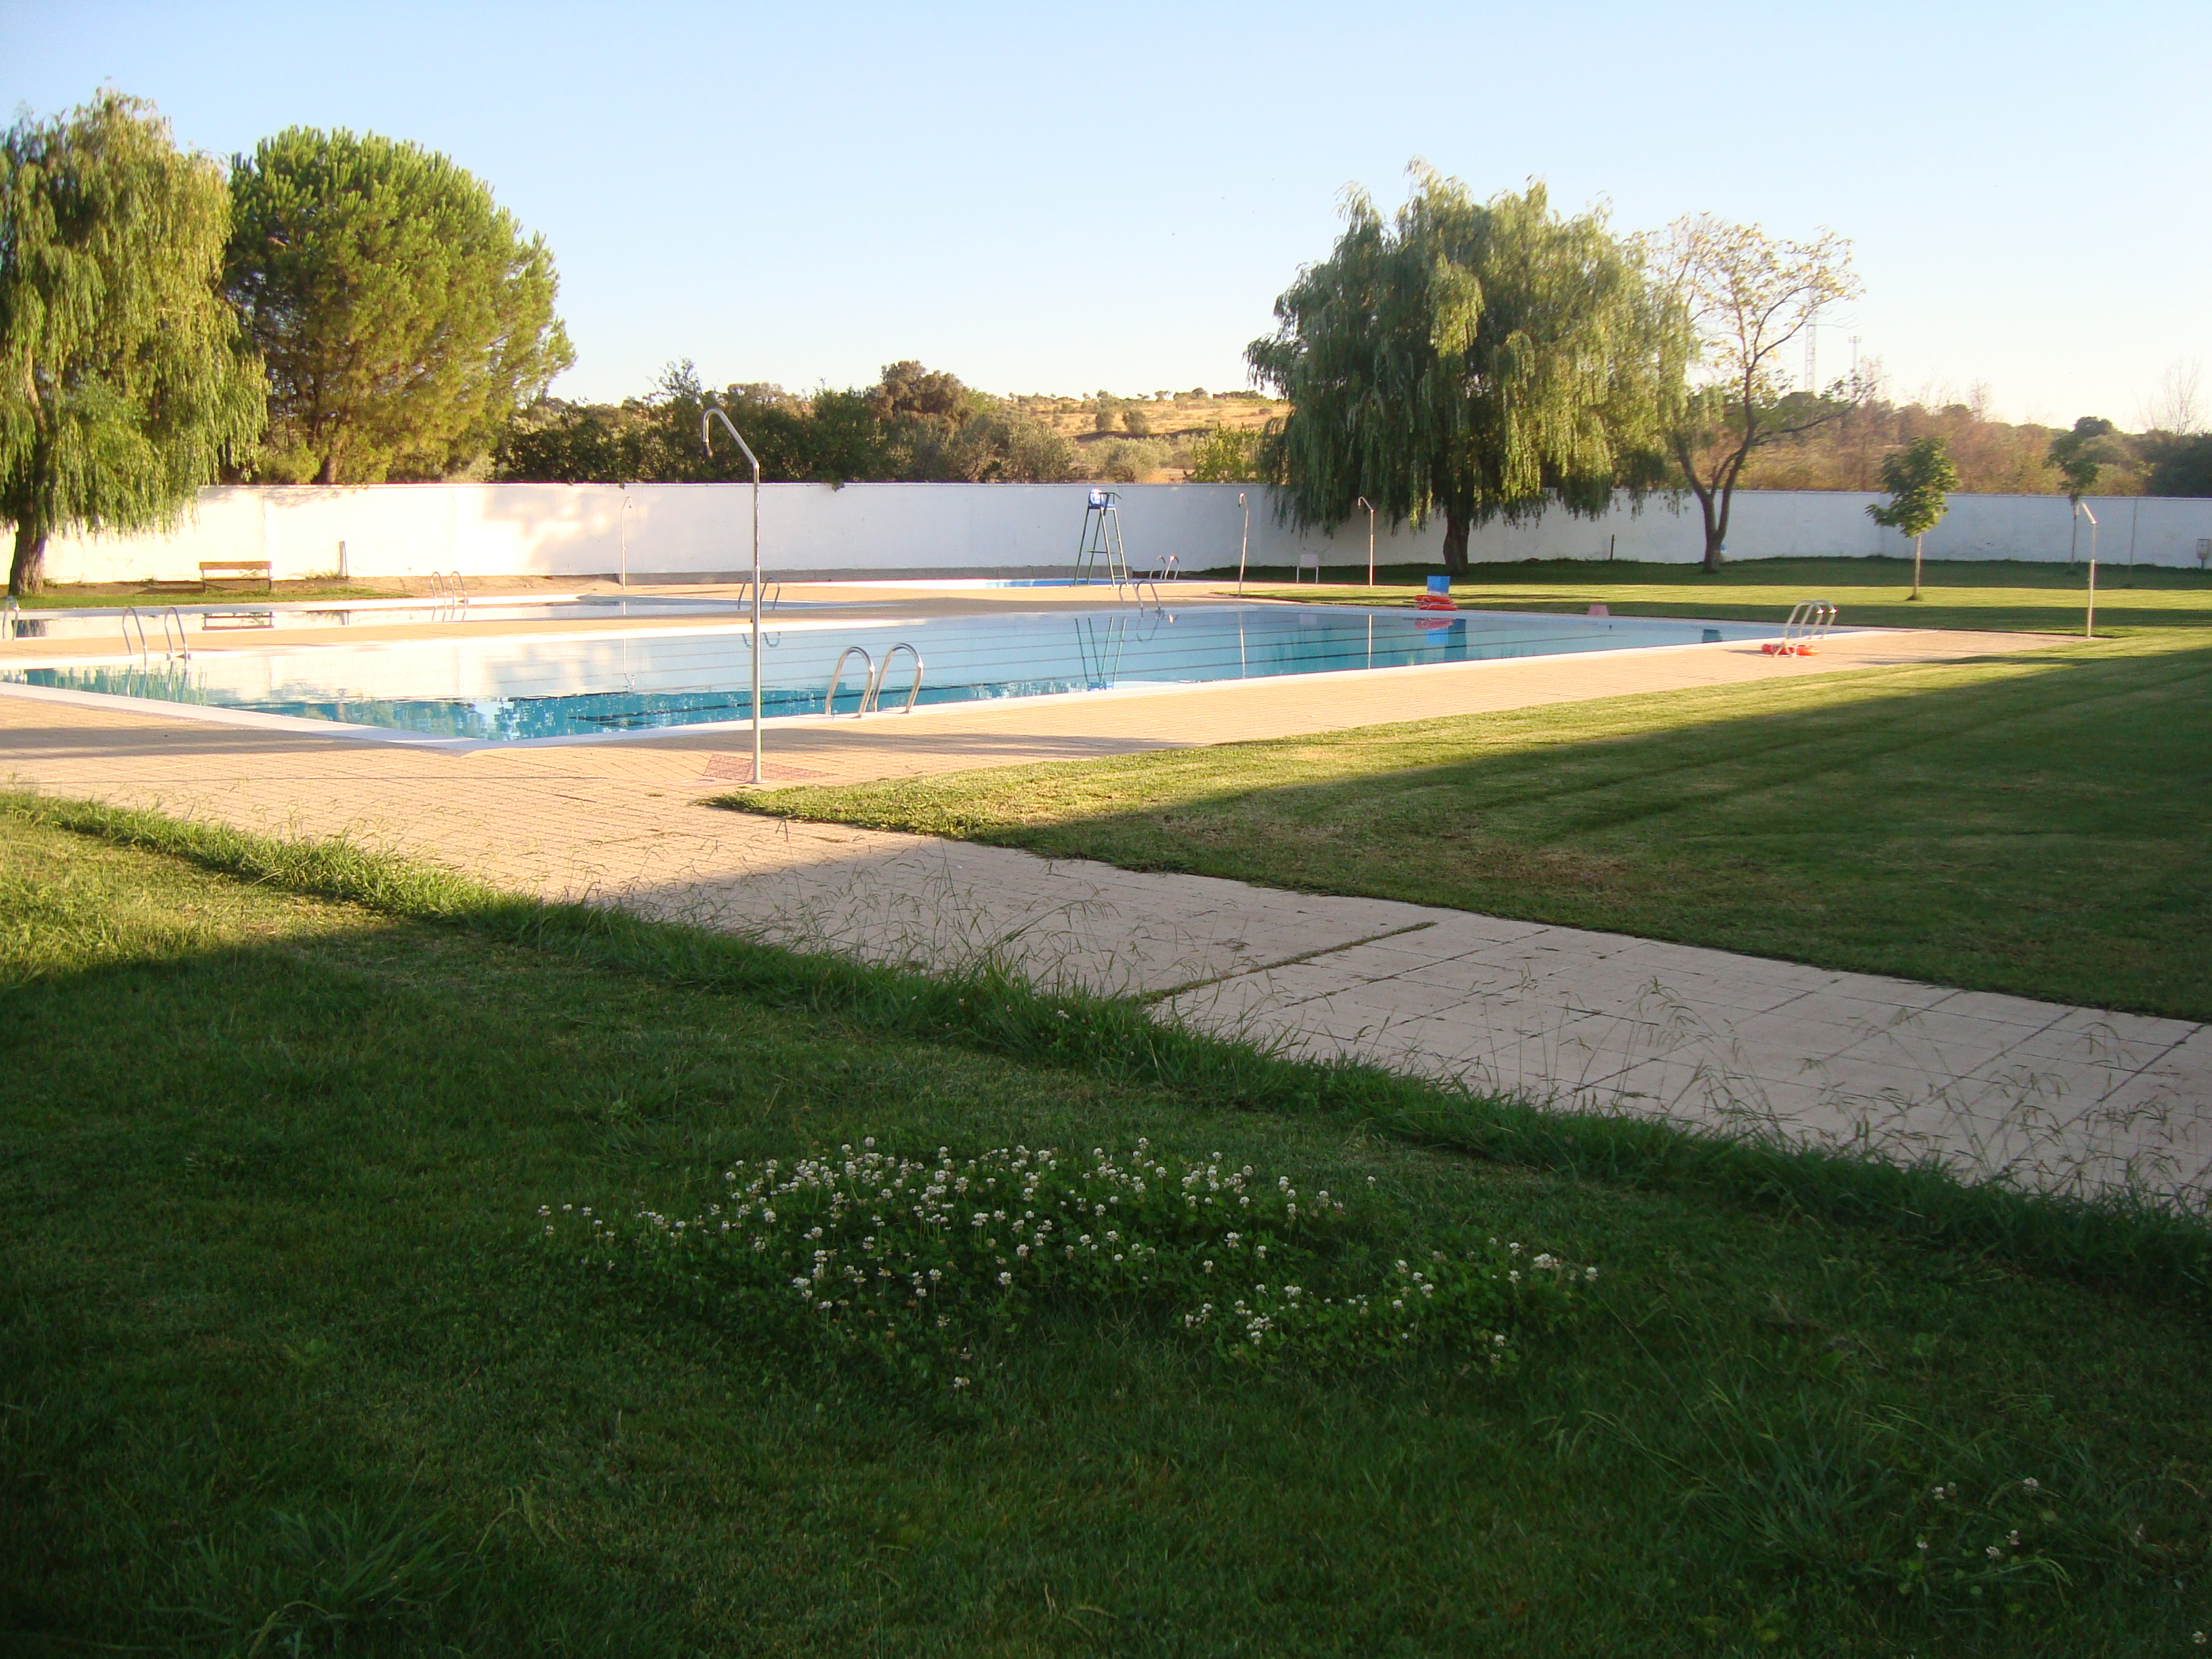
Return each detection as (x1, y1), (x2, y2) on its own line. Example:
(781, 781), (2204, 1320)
(1122, 406), (1152, 436)
(1089, 438), (1170, 482)
(1187, 424), (1267, 483)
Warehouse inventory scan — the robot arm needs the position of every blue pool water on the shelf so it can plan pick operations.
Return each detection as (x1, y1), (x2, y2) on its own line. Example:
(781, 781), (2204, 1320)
(5, 606), (1786, 743)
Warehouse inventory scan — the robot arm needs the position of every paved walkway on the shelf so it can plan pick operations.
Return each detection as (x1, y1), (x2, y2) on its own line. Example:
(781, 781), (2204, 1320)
(3, 613), (2203, 1202)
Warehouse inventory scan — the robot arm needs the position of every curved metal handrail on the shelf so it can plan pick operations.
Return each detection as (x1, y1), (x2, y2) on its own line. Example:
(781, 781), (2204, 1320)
(120, 607), (151, 663)
(1, 594), (17, 640)
(447, 571), (468, 605)
(825, 645), (874, 717)
(863, 642), (924, 714)
(160, 607), (190, 661)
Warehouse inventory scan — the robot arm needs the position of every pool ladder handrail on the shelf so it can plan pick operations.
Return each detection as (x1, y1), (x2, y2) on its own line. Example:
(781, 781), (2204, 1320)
(868, 642), (924, 714)
(120, 605), (191, 664)
(737, 572), (781, 613)
(427, 571), (469, 608)
(823, 642), (925, 717)
(1, 595), (17, 640)
(1779, 599), (1837, 655)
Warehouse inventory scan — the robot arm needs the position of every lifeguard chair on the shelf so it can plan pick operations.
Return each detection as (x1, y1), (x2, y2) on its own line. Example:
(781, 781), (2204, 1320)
(1074, 488), (1131, 588)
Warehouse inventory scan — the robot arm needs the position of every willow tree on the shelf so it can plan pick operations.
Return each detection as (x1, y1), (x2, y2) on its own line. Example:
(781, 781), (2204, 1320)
(1247, 168), (1686, 574)
(225, 129), (573, 483)
(0, 93), (264, 596)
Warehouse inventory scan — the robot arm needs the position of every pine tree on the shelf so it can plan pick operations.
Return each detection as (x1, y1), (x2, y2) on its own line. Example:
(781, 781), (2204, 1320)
(0, 92), (265, 596)
(225, 128), (573, 484)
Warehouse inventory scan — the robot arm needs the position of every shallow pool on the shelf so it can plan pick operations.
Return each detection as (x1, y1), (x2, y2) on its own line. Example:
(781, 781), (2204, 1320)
(5, 606), (1784, 743)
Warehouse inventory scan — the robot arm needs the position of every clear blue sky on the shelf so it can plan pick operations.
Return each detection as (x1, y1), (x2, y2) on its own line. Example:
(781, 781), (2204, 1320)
(5, 0), (2205, 426)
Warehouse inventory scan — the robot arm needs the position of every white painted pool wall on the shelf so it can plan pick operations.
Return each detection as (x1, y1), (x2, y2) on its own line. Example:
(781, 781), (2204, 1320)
(41, 482), (2212, 583)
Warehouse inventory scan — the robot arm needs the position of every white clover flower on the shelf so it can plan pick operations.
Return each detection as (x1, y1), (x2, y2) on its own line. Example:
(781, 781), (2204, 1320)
(998, 1271), (1012, 1286)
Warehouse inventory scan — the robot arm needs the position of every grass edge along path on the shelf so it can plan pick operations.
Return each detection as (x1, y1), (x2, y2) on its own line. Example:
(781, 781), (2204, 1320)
(726, 630), (2212, 1023)
(7, 790), (2207, 1312)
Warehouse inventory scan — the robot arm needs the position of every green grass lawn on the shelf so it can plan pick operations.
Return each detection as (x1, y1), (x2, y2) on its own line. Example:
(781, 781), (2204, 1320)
(9, 580), (394, 609)
(739, 628), (2212, 1022)
(1223, 554), (2212, 635)
(5, 800), (2212, 1655)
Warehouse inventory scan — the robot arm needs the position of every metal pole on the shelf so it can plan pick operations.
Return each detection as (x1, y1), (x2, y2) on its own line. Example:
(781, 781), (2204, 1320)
(1236, 491), (1249, 596)
(619, 487), (631, 590)
(1357, 496), (1374, 586)
(2078, 501), (2099, 638)
(701, 409), (764, 784)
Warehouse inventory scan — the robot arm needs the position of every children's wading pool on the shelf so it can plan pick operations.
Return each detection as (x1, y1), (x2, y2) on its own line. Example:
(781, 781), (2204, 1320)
(3, 605), (1790, 744)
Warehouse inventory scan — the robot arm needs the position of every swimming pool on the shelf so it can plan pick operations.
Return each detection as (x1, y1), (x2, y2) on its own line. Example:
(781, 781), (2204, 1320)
(4, 606), (1788, 743)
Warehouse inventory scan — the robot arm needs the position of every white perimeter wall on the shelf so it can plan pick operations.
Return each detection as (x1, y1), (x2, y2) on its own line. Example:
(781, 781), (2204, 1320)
(41, 481), (2212, 584)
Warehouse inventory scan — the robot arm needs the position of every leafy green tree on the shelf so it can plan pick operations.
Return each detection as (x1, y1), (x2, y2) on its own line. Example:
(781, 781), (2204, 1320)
(1248, 167), (1685, 575)
(2048, 415), (2118, 502)
(2142, 431), (2212, 497)
(2047, 417), (2122, 561)
(1866, 435), (1959, 600)
(0, 91), (264, 596)
(497, 359), (1073, 485)
(225, 128), (572, 483)
(1187, 425), (1266, 483)
(1650, 214), (1862, 572)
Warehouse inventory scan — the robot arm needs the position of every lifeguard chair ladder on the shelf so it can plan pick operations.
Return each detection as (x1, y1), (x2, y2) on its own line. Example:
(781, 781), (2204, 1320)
(1073, 488), (1132, 588)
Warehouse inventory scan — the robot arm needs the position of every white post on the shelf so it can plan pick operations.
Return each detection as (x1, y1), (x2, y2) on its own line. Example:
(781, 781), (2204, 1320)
(1357, 495), (1375, 587)
(619, 487), (631, 589)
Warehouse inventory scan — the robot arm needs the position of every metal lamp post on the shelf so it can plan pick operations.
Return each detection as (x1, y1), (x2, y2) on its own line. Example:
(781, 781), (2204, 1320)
(701, 408), (764, 784)
(1356, 496), (1377, 588)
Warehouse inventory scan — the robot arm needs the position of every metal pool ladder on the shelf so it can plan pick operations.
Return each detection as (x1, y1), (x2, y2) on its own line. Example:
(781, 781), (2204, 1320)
(1761, 600), (1837, 657)
(823, 642), (925, 716)
(121, 606), (191, 664)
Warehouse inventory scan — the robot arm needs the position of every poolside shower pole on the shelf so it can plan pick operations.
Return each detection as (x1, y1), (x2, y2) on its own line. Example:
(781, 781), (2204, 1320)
(2078, 501), (2099, 638)
(1357, 497), (1375, 587)
(1236, 492), (1249, 596)
(702, 409), (764, 783)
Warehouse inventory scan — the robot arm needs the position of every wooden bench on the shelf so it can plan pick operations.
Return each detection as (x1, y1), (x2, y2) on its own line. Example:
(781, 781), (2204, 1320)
(199, 559), (272, 594)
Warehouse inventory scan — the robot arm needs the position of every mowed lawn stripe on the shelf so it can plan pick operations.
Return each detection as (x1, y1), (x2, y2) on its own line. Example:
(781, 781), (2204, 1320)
(735, 631), (2212, 1021)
